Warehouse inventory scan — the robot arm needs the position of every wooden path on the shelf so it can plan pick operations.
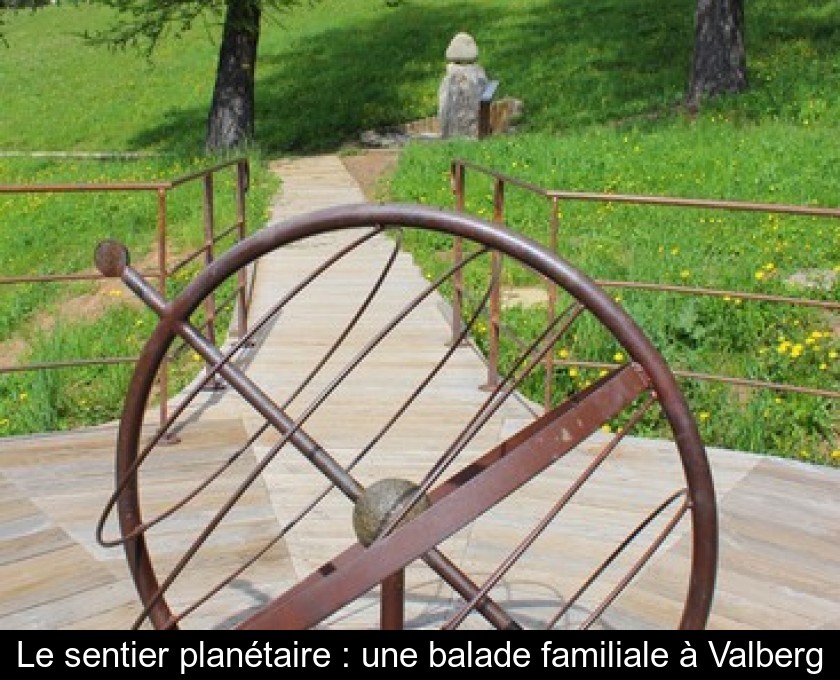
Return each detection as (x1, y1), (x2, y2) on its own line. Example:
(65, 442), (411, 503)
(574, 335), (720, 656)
(1, 155), (838, 630)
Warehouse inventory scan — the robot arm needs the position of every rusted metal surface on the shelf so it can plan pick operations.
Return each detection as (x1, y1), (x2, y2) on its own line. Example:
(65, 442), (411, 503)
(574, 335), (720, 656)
(381, 571), (405, 630)
(98, 203), (717, 631)
(442, 392), (657, 630)
(0, 158), (250, 422)
(101, 238), (522, 631)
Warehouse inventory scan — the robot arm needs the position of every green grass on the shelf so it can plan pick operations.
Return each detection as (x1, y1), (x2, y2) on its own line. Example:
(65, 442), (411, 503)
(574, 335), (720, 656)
(1, 1), (838, 464)
(0, 154), (278, 436)
(383, 2), (840, 465)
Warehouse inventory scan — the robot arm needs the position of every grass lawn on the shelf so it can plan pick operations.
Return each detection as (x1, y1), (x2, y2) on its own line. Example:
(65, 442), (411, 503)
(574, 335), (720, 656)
(0, 0), (837, 464)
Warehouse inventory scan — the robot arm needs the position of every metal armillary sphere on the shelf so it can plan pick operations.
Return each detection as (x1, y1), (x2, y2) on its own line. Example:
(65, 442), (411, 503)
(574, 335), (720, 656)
(95, 203), (717, 631)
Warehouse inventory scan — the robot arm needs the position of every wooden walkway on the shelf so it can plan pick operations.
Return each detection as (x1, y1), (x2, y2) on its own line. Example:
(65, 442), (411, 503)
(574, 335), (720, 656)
(1, 155), (838, 630)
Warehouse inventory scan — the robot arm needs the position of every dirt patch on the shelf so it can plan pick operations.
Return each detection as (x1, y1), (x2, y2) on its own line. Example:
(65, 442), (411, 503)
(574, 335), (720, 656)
(0, 251), (159, 367)
(0, 337), (28, 367)
(340, 149), (401, 201)
(0, 279), (133, 366)
(502, 286), (549, 309)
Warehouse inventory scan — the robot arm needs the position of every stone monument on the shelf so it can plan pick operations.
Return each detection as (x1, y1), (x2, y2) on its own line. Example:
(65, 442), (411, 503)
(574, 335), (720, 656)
(438, 32), (488, 139)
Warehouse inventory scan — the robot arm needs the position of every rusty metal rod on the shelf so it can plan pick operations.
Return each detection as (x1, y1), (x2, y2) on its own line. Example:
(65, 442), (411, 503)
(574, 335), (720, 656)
(120, 262), (361, 496)
(211, 222), (242, 245)
(443, 393), (657, 630)
(581, 491), (691, 630)
(381, 572), (405, 630)
(239, 365), (649, 630)
(167, 245), (210, 277)
(235, 160), (249, 339)
(106, 240), (518, 631)
(0, 356), (137, 375)
(0, 271), (159, 285)
(96, 229), (390, 547)
(378, 301), (586, 541)
(596, 279), (839, 310)
(453, 158), (840, 218)
(551, 359), (840, 400)
(548, 488), (689, 629)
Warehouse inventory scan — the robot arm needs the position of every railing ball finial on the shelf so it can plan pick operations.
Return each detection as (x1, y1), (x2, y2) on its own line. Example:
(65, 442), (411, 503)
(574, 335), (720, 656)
(95, 240), (130, 278)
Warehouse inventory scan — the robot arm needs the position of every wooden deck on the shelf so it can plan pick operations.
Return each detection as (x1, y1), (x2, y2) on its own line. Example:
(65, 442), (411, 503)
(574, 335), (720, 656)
(1, 155), (838, 630)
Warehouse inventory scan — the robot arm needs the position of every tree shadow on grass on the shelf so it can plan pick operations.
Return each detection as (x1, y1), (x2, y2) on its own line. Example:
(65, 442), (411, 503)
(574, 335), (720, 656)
(128, 0), (840, 155)
(128, 0), (697, 155)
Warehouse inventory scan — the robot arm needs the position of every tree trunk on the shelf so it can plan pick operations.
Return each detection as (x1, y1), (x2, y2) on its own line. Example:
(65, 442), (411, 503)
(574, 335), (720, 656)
(686, 0), (746, 108)
(206, 0), (261, 152)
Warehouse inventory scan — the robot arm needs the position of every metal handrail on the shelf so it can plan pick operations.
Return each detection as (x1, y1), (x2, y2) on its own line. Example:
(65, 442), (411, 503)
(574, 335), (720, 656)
(450, 158), (840, 410)
(0, 158), (251, 430)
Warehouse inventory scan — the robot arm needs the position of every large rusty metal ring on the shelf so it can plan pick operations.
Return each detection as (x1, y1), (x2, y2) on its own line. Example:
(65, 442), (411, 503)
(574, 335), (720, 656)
(97, 202), (717, 630)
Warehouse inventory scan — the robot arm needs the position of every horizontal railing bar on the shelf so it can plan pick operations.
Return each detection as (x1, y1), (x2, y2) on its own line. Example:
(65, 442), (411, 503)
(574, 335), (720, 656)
(167, 158), (246, 189)
(672, 369), (840, 400)
(213, 222), (242, 244)
(551, 359), (839, 400)
(168, 246), (210, 277)
(0, 356), (139, 375)
(453, 159), (551, 197)
(595, 280), (840, 311)
(466, 284), (838, 401)
(0, 157), (249, 446)
(0, 270), (161, 285)
(547, 189), (840, 218)
(452, 159), (840, 218)
(214, 289), (239, 315)
(452, 158), (839, 407)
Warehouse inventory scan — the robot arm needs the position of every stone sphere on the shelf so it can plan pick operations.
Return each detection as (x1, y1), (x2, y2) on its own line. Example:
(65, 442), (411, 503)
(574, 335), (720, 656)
(353, 478), (432, 546)
(445, 32), (479, 64)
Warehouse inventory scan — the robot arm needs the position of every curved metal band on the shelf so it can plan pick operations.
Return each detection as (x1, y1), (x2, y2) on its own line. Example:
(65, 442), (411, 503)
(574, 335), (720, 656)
(113, 202), (717, 630)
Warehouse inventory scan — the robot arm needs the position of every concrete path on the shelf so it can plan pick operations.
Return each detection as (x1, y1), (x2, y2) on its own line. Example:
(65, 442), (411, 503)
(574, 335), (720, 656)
(1, 154), (838, 631)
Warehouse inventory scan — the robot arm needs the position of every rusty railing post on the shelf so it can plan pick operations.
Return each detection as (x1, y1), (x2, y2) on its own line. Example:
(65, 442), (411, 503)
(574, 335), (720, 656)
(235, 160), (249, 340)
(156, 187), (176, 442)
(482, 177), (504, 390)
(449, 161), (466, 346)
(380, 570), (405, 630)
(203, 172), (218, 349)
(202, 172), (224, 391)
(544, 196), (560, 411)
